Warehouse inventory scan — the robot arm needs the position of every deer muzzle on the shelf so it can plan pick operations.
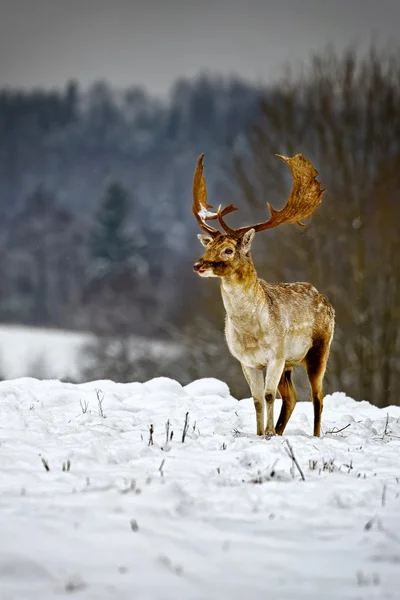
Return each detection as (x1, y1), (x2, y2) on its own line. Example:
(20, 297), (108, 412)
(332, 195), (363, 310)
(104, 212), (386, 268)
(193, 261), (206, 273)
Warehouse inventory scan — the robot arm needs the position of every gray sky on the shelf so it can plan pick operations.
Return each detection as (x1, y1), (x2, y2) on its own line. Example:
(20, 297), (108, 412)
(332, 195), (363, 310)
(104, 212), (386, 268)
(0, 0), (399, 96)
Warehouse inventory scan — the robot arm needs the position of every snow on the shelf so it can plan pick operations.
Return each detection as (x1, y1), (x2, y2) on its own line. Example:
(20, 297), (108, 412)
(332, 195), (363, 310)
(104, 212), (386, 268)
(0, 325), (179, 381)
(0, 325), (88, 380)
(198, 206), (218, 220)
(1, 376), (400, 600)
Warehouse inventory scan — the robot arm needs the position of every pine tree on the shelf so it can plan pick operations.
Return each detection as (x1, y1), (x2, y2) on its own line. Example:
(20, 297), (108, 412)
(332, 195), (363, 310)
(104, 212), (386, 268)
(84, 178), (153, 341)
(90, 180), (135, 270)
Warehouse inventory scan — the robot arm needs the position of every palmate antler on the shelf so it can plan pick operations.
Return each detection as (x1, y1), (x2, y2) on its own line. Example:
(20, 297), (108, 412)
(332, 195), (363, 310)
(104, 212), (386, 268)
(192, 153), (325, 237)
(192, 153), (238, 237)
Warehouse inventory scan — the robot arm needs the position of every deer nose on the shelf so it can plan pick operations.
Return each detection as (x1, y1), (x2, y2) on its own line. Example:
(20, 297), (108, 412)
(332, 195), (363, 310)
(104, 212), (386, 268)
(193, 261), (202, 272)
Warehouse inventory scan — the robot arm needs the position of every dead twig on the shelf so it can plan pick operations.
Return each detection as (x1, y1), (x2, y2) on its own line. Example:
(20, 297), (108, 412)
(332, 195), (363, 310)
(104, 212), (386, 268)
(249, 460), (279, 484)
(383, 413), (389, 436)
(95, 389), (106, 418)
(159, 459), (165, 478)
(120, 479), (141, 495)
(326, 423), (351, 434)
(130, 519), (139, 532)
(285, 439), (305, 481)
(80, 399), (89, 414)
(148, 424), (154, 446)
(343, 460), (353, 473)
(165, 420), (170, 445)
(182, 412), (190, 443)
(41, 457), (50, 471)
(162, 420), (174, 451)
(382, 483), (387, 507)
(375, 413), (391, 440)
(62, 459), (71, 472)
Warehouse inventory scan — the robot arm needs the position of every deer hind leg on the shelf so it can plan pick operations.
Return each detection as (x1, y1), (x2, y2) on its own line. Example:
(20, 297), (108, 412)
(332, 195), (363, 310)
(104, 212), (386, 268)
(275, 369), (298, 436)
(241, 364), (265, 436)
(305, 337), (331, 437)
(264, 358), (286, 436)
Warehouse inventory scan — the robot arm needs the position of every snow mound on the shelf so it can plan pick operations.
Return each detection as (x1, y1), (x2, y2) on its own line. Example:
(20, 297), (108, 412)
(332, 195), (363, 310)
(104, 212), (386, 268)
(184, 377), (231, 398)
(0, 377), (399, 599)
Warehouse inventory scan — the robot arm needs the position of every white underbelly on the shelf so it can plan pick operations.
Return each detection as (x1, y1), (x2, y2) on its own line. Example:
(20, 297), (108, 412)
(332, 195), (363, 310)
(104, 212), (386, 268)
(225, 320), (312, 368)
(285, 334), (311, 364)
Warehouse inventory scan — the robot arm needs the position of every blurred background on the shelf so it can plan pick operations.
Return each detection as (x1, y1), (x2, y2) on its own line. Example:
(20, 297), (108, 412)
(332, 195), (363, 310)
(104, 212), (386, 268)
(0, 0), (399, 406)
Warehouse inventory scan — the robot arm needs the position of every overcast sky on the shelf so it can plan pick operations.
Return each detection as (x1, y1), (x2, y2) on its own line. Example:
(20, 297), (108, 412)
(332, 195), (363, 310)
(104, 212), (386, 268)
(0, 0), (399, 96)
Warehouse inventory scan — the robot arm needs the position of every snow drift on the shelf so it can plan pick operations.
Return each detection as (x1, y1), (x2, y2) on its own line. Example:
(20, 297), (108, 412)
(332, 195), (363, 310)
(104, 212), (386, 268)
(0, 376), (399, 599)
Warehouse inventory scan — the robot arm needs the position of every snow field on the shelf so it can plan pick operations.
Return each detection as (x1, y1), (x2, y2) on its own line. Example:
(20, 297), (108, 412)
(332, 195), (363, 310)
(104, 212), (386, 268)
(0, 376), (400, 600)
(0, 325), (88, 380)
(0, 324), (178, 381)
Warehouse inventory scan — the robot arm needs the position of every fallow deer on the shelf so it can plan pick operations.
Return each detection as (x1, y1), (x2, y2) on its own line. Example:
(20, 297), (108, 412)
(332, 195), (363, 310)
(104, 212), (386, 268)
(192, 153), (335, 437)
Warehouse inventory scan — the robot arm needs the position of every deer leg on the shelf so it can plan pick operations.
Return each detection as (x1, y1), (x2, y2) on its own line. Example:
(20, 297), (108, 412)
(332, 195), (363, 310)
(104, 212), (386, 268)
(305, 338), (330, 437)
(275, 369), (298, 435)
(264, 358), (285, 436)
(241, 364), (265, 436)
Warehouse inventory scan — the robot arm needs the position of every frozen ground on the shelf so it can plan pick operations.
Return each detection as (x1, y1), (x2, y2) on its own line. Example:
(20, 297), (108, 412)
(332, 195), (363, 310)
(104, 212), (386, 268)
(0, 376), (400, 600)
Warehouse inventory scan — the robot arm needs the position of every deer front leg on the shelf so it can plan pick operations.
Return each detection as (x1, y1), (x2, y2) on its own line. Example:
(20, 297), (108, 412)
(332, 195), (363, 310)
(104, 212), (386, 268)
(264, 358), (285, 436)
(241, 364), (265, 436)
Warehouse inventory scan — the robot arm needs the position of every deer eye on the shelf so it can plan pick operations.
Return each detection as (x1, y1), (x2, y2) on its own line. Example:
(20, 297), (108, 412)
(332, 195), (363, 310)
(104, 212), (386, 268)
(224, 248), (233, 255)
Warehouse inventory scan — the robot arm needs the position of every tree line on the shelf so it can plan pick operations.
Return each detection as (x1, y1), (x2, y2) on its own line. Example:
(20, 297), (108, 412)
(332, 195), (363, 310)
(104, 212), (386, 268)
(0, 75), (261, 332)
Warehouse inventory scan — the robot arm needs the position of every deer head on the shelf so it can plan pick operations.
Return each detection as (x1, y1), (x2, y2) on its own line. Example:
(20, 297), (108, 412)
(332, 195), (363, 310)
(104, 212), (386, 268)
(192, 152), (325, 278)
(193, 228), (256, 278)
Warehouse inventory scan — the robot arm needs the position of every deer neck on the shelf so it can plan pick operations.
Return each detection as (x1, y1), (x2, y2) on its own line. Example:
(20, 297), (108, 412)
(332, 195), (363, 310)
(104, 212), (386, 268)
(220, 257), (262, 322)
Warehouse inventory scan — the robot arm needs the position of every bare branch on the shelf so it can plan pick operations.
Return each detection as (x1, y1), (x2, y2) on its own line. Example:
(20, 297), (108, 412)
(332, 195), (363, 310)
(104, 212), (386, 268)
(326, 423), (351, 434)
(285, 439), (305, 481)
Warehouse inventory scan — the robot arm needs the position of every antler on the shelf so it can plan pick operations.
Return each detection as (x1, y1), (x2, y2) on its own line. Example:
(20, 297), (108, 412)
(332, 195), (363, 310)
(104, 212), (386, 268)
(216, 153), (325, 236)
(192, 153), (237, 237)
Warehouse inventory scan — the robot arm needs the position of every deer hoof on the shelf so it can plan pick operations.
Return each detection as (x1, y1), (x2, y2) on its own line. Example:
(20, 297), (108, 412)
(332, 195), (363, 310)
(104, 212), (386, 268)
(264, 428), (276, 438)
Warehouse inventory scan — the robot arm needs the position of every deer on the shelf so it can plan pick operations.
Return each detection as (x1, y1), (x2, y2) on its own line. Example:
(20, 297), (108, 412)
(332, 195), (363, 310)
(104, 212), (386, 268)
(192, 153), (335, 437)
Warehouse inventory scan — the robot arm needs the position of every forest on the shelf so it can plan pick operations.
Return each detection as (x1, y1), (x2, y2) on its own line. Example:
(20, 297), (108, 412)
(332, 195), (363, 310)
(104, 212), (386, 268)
(1, 46), (399, 407)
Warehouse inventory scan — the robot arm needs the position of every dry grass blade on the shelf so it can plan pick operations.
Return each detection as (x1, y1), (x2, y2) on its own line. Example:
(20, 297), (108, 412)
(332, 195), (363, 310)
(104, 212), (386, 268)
(41, 457), (50, 471)
(182, 412), (190, 443)
(148, 424), (154, 446)
(326, 423), (351, 434)
(285, 439), (305, 481)
(382, 483), (387, 507)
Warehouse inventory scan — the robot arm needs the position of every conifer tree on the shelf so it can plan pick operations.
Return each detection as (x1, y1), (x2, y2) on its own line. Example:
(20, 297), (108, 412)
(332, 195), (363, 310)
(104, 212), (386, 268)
(90, 180), (134, 270)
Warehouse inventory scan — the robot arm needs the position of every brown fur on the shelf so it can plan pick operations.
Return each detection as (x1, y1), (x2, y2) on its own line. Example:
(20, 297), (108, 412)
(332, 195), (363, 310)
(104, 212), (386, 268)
(193, 231), (335, 437)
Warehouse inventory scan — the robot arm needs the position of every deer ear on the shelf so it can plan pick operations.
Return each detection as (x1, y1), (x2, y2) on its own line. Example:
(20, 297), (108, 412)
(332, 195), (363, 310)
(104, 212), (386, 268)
(197, 234), (214, 247)
(241, 228), (255, 254)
